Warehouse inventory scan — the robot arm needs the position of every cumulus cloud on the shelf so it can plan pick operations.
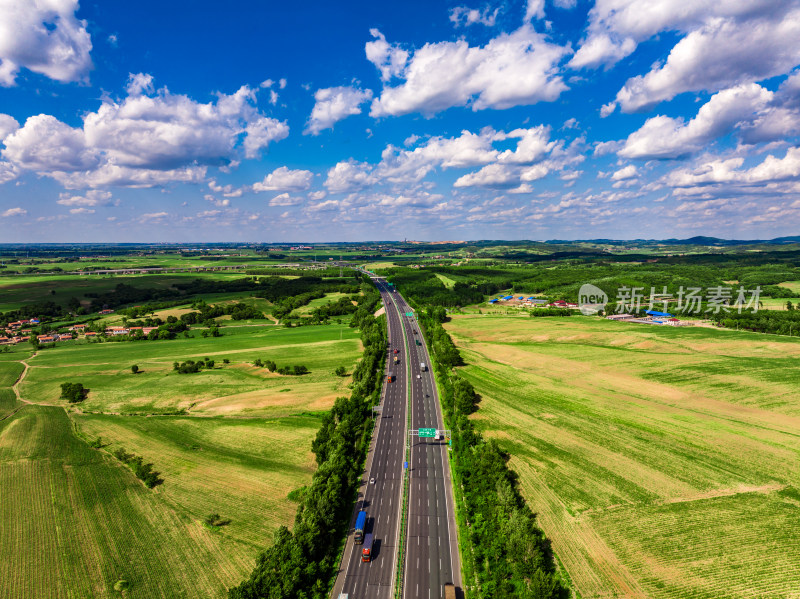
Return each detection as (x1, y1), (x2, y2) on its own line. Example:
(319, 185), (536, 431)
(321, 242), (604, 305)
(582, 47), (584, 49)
(0, 114), (20, 141)
(368, 25), (569, 117)
(1, 207), (26, 217)
(365, 29), (409, 82)
(0, 0), (92, 86)
(0, 74), (288, 188)
(665, 147), (800, 189)
(324, 160), (377, 193)
(208, 179), (244, 198)
(449, 5), (499, 27)
(69, 207), (94, 214)
(524, 0), (545, 21)
(619, 83), (774, 159)
(252, 166), (314, 192)
(615, 6), (800, 112)
(570, 0), (788, 70)
(3, 114), (99, 171)
(269, 192), (303, 206)
(306, 86), (373, 135)
(374, 125), (556, 185)
(57, 190), (114, 206)
(611, 164), (638, 180)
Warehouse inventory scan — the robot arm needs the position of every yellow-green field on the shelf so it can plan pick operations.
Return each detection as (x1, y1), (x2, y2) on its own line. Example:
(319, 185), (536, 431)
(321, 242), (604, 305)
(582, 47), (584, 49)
(21, 324), (361, 416)
(445, 314), (800, 599)
(1, 322), (364, 599)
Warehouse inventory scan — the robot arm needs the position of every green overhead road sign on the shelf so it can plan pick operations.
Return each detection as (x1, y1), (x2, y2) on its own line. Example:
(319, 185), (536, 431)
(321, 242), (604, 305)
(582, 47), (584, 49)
(418, 428), (436, 438)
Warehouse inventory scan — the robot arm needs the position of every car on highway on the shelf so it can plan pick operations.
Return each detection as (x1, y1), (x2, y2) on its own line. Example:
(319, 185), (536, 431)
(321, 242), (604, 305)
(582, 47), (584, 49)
(369, 477), (375, 484)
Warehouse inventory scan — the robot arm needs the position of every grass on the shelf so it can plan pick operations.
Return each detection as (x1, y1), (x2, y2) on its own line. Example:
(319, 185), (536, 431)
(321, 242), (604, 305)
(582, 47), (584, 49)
(0, 404), (253, 599)
(446, 314), (800, 599)
(74, 413), (321, 551)
(21, 323), (362, 416)
(291, 292), (351, 317)
(3, 320), (366, 598)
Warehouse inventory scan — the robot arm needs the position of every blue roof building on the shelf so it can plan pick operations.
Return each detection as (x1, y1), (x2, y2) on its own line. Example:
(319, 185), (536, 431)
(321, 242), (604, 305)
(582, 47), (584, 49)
(645, 310), (674, 318)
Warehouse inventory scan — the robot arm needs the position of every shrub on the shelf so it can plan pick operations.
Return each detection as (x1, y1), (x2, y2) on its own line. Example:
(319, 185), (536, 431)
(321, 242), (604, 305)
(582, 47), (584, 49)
(131, 364), (139, 374)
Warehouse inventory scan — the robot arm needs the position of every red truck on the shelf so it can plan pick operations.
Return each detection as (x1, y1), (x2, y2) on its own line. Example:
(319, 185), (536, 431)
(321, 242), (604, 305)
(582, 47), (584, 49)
(361, 533), (374, 562)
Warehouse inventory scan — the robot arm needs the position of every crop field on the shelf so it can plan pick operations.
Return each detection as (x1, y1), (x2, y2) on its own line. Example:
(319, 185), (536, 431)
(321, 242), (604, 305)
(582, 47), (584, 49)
(74, 413), (320, 551)
(1, 319), (364, 598)
(291, 292), (351, 316)
(20, 323), (362, 416)
(0, 404), (254, 599)
(445, 314), (800, 599)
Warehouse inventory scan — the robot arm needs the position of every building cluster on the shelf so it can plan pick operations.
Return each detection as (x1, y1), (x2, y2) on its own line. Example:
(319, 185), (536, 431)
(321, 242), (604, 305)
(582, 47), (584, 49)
(0, 318), (160, 346)
(606, 311), (692, 326)
(487, 296), (578, 308)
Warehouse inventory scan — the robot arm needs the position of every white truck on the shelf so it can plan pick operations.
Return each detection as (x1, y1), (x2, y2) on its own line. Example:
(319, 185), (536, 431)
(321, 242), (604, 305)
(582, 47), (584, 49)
(420, 362), (427, 372)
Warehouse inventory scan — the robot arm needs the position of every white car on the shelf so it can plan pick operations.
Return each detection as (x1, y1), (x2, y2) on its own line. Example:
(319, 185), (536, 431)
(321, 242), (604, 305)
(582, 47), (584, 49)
(369, 477), (375, 484)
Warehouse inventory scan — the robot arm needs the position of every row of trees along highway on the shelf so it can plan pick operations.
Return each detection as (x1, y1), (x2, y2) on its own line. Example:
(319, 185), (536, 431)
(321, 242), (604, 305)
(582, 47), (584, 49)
(229, 276), (387, 599)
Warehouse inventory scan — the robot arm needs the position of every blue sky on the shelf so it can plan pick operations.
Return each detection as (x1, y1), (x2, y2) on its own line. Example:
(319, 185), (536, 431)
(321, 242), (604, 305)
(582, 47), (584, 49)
(1, 0), (800, 242)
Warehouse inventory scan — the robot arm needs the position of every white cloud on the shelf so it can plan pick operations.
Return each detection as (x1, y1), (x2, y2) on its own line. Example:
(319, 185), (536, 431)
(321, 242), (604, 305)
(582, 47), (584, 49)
(279, 78), (287, 89)
(524, 0), (545, 21)
(324, 160), (377, 193)
(306, 86), (373, 135)
(365, 29), (409, 82)
(611, 164), (638, 180)
(369, 25), (569, 117)
(553, 0), (577, 8)
(252, 166), (314, 192)
(57, 190), (113, 206)
(665, 147), (800, 189)
(308, 190), (327, 201)
(619, 83), (774, 159)
(1, 206), (26, 217)
(600, 101), (617, 118)
(616, 7), (800, 112)
(140, 211), (168, 221)
(126, 73), (153, 96)
(269, 192), (303, 206)
(454, 164), (521, 188)
(0, 114), (19, 141)
(0, 75), (288, 188)
(3, 114), (99, 171)
(0, 0), (92, 86)
(570, 0), (788, 70)
(374, 125), (555, 184)
(208, 180), (244, 198)
(69, 207), (95, 214)
(449, 5), (499, 27)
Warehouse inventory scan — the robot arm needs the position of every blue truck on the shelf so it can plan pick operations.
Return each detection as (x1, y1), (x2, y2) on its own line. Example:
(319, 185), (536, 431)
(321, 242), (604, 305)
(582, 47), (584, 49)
(354, 510), (366, 544)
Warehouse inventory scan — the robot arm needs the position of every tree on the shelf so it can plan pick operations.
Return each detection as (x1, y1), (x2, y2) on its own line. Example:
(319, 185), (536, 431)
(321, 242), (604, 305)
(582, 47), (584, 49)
(787, 301), (794, 311)
(60, 382), (87, 403)
(131, 364), (139, 374)
(334, 366), (347, 377)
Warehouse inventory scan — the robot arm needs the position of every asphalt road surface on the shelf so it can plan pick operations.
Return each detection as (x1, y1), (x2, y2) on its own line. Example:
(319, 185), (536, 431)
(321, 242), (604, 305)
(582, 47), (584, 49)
(332, 277), (460, 599)
(334, 278), (409, 599)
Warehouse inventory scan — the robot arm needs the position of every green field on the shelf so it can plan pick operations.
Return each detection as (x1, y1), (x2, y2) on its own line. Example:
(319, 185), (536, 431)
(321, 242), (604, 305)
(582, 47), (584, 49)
(446, 314), (800, 599)
(21, 323), (361, 416)
(2, 320), (365, 598)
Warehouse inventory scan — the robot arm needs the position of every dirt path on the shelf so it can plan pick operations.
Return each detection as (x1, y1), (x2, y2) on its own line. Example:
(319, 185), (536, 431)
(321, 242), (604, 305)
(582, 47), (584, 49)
(12, 352), (36, 404)
(0, 352), (37, 421)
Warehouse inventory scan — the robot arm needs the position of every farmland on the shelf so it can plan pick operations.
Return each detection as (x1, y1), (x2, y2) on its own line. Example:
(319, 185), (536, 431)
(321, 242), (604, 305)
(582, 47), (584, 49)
(21, 323), (361, 416)
(445, 314), (800, 599)
(0, 319), (365, 599)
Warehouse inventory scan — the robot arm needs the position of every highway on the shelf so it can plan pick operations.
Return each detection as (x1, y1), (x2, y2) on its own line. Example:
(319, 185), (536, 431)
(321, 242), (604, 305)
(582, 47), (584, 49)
(332, 278), (409, 599)
(331, 275), (461, 599)
(393, 291), (460, 599)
